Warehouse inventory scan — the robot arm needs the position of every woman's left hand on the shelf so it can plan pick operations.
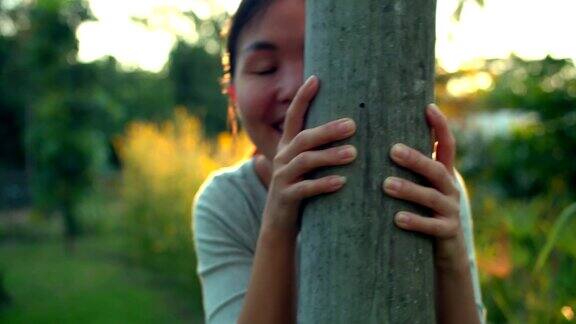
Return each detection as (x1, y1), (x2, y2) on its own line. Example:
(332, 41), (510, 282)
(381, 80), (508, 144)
(382, 103), (467, 270)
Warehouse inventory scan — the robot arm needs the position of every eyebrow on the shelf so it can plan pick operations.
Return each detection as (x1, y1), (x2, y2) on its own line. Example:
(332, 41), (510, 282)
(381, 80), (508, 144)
(242, 41), (278, 54)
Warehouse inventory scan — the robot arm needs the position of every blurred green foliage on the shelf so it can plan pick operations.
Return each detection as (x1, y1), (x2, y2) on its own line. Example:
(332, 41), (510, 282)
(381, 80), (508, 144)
(2, 0), (114, 239)
(112, 109), (251, 319)
(469, 193), (576, 323)
(0, 0), (229, 239)
(451, 56), (576, 322)
(461, 56), (576, 199)
(169, 40), (228, 136)
(0, 0), (574, 322)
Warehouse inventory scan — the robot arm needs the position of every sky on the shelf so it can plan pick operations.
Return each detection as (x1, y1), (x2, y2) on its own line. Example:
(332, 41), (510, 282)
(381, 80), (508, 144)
(76, 0), (576, 73)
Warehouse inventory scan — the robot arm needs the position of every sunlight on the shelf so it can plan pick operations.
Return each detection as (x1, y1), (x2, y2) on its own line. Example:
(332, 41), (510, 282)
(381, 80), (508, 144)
(77, 0), (240, 72)
(436, 0), (576, 72)
(562, 306), (574, 321)
(116, 108), (254, 197)
(77, 0), (576, 72)
(77, 20), (175, 72)
(447, 71), (493, 97)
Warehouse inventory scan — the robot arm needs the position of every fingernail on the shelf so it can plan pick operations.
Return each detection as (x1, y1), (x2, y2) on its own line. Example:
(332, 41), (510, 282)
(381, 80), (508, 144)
(428, 103), (440, 115)
(330, 176), (347, 188)
(338, 118), (355, 133)
(338, 145), (357, 159)
(391, 143), (409, 160)
(396, 212), (409, 226)
(384, 177), (401, 193)
(306, 75), (317, 86)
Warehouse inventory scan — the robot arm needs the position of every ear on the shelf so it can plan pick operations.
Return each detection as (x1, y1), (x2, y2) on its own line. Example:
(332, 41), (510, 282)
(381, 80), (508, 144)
(226, 84), (239, 135)
(227, 84), (237, 103)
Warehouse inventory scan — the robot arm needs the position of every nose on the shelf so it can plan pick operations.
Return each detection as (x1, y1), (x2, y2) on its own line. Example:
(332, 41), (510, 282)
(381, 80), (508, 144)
(276, 60), (304, 107)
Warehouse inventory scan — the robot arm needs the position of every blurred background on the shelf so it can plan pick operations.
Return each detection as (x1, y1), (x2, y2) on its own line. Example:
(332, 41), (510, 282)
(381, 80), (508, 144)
(0, 0), (574, 323)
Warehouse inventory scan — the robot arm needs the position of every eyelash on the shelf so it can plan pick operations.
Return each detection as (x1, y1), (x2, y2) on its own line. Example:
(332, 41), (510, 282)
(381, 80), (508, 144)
(254, 67), (277, 76)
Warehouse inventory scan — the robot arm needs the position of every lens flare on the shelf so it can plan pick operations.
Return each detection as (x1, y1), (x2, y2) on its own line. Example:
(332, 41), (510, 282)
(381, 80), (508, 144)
(561, 306), (574, 321)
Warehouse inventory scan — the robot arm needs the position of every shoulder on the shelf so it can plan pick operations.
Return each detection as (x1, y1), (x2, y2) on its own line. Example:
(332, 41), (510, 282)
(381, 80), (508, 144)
(193, 159), (265, 253)
(192, 161), (262, 323)
(453, 170), (486, 321)
(194, 162), (245, 208)
(453, 170), (473, 218)
(194, 159), (262, 215)
(453, 170), (469, 199)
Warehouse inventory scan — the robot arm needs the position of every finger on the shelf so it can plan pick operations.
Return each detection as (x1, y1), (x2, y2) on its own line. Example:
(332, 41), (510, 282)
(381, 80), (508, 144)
(383, 177), (459, 216)
(390, 143), (458, 196)
(276, 118), (356, 163)
(281, 75), (319, 144)
(426, 104), (455, 174)
(277, 145), (357, 182)
(286, 175), (347, 200)
(428, 120), (437, 157)
(394, 211), (459, 239)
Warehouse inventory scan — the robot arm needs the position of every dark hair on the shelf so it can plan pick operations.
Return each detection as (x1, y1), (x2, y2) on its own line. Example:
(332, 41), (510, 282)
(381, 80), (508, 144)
(222, 0), (274, 135)
(225, 0), (274, 81)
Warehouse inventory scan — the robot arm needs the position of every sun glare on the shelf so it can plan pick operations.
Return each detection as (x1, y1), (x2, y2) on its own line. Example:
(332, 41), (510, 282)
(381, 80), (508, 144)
(77, 0), (576, 72)
(562, 306), (575, 321)
(77, 0), (241, 72)
(436, 0), (576, 72)
(76, 20), (175, 72)
(447, 71), (493, 97)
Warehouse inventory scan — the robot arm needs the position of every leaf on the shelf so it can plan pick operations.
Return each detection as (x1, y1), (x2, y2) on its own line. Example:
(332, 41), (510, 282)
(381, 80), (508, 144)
(453, 0), (485, 21)
(533, 202), (576, 274)
(453, 1), (465, 21)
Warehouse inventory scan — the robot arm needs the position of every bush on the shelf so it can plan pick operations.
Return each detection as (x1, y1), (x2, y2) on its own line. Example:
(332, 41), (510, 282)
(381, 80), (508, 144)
(470, 188), (576, 323)
(114, 108), (252, 285)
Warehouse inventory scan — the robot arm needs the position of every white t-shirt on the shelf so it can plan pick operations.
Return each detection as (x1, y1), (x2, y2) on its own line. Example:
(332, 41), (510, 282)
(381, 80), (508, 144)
(193, 158), (485, 323)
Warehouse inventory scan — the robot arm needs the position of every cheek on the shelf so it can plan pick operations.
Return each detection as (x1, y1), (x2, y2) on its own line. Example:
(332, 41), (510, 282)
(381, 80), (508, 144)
(236, 82), (273, 124)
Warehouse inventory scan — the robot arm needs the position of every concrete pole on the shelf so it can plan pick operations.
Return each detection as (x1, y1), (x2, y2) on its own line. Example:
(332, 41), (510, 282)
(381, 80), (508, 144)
(298, 0), (437, 322)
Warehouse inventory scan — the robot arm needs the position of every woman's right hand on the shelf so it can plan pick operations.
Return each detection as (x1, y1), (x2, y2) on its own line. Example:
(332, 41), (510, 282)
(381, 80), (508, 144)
(263, 75), (357, 232)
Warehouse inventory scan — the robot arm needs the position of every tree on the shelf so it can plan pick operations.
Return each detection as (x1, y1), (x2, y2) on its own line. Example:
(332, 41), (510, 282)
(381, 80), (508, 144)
(298, 0), (437, 322)
(168, 40), (227, 136)
(0, 271), (10, 307)
(455, 56), (576, 199)
(0, 0), (117, 247)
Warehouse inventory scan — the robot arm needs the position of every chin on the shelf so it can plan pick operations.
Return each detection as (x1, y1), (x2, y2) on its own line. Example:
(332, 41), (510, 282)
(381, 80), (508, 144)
(252, 128), (282, 161)
(264, 140), (281, 161)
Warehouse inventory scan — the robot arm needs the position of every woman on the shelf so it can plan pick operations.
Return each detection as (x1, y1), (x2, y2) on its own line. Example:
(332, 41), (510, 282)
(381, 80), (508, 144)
(193, 0), (485, 323)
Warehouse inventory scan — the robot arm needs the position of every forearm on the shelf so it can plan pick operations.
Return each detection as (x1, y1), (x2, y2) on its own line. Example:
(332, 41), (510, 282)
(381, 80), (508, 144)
(238, 224), (297, 324)
(435, 236), (481, 324)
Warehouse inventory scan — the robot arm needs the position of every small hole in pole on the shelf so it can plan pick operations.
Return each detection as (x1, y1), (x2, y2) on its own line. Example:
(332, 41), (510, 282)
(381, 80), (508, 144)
(359, 102), (365, 108)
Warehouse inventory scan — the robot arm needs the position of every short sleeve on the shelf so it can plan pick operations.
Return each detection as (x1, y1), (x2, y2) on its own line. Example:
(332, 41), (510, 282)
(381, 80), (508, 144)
(193, 175), (256, 324)
(455, 171), (487, 323)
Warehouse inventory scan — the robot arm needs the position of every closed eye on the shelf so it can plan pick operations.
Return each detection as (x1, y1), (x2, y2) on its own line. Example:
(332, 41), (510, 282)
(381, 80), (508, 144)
(254, 67), (278, 75)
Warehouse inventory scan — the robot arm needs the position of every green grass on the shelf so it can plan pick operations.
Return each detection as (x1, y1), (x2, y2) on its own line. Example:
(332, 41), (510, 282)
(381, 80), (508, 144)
(0, 178), (204, 324)
(0, 235), (202, 324)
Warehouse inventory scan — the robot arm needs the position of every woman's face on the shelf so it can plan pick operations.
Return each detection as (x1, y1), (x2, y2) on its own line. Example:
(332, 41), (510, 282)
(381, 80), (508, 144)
(232, 0), (305, 161)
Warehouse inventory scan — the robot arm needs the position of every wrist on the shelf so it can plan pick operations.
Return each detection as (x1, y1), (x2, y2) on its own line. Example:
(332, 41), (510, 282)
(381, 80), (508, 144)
(436, 253), (470, 276)
(259, 221), (299, 248)
(434, 232), (470, 273)
(262, 199), (300, 233)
